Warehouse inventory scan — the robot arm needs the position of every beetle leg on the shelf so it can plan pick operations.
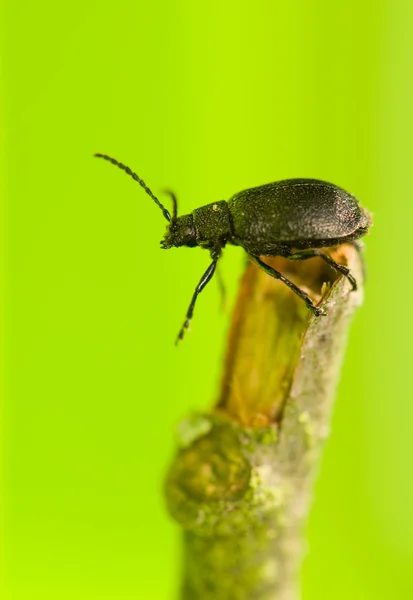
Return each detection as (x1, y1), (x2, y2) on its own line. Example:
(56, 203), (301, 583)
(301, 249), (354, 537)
(288, 250), (357, 291)
(348, 240), (367, 281)
(176, 259), (219, 344)
(216, 263), (227, 311)
(250, 255), (326, 317)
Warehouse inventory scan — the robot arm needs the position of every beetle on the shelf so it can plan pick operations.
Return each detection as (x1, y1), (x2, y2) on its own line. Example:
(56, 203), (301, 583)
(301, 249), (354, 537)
(94, 153), (372, 343)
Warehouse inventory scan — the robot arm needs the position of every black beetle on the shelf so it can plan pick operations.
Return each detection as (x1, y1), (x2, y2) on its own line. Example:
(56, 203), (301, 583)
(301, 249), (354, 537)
(95, 153), (372, 343)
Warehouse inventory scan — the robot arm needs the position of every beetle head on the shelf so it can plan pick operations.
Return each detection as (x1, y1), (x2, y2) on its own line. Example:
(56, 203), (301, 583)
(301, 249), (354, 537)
(161, 214), (197, 249)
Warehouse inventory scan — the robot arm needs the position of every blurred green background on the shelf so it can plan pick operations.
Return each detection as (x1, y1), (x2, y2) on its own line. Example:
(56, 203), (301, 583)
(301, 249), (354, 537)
(1, 0), (412, 598)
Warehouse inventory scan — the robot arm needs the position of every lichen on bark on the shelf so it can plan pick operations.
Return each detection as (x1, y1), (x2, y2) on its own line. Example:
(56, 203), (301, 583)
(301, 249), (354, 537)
(165, 245), (364, 600)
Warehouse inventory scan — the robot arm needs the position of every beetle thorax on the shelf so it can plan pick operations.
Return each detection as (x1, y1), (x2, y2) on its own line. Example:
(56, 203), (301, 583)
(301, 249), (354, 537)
(192, 201), (232, 248)
(161, 201), (232, 250)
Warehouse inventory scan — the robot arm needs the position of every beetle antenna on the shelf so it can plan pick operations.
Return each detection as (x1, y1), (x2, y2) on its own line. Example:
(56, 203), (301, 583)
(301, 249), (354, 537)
(161, 190), (178, 221)
(94, 153), (171, 222)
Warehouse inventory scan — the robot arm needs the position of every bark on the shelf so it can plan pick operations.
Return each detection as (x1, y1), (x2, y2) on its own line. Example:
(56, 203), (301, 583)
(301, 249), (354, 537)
(165, 245), (364, 600)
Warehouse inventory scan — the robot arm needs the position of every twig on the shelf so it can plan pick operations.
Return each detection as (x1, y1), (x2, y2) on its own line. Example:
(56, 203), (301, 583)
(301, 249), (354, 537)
(165, 245), (364, 600)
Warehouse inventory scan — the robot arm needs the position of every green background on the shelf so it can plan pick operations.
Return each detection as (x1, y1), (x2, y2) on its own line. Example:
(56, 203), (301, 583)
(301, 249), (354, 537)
(1, 0), (412, 598)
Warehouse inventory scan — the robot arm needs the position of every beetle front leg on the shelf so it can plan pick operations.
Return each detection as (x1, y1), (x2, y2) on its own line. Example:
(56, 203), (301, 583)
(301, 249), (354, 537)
(176, 259), (219, 344)
(250, 255), (326, 317)
(288, 250), (357, 290)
